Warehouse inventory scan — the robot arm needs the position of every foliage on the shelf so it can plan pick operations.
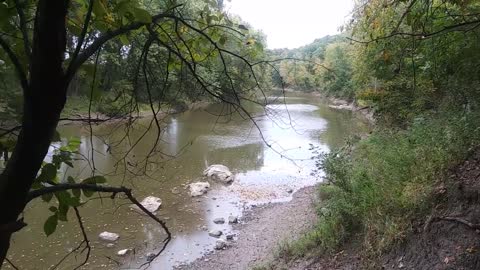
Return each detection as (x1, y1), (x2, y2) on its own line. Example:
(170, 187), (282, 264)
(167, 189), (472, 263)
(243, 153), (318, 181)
(0, 0), (271, 266)
(286, 111), (480, 259)
(349, 0), (480, 125)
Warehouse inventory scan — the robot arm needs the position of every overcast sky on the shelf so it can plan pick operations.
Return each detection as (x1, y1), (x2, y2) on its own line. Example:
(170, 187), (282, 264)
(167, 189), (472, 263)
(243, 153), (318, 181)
(226, 0), (354, 49)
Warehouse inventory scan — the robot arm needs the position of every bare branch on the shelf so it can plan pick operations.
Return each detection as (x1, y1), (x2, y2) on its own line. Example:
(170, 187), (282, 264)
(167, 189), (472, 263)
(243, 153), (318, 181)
(66, 0), (94, 77)
(14, 0), (31, 59)
(27, 183), (171, 265)
(348, 19), (480, 44)
(72, 207), (91, 270)
(65, 5), (183, 83)
(0, 35), (28, 91)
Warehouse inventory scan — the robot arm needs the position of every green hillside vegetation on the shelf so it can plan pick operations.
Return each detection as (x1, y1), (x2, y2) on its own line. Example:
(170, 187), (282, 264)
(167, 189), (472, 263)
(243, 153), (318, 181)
(270, 0), (480, 265)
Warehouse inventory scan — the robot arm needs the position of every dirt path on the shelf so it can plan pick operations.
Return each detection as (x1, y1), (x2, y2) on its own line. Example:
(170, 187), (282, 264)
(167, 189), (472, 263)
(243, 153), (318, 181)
(178, 186), (319, 270)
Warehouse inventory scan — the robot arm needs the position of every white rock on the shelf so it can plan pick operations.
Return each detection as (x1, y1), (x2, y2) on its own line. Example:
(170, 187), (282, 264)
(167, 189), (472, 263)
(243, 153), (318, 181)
(130, 196), (162, 213)
(189, 182), (210, 197)
(214, 239), (227, 250)
(228, 215), (238, 224)
(117, 249), (132, 256)
(213, 218), (225, 224)
(99, 231), (119, 242)
(203, 165), (234, 183)
(208, 230), (222, 238)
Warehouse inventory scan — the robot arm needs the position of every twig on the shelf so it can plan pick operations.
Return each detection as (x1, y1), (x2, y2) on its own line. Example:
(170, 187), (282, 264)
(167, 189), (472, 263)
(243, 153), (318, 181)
(73, 207), (91, 270)
(439, 216), (480, 230)
(5, 258), (19, 270)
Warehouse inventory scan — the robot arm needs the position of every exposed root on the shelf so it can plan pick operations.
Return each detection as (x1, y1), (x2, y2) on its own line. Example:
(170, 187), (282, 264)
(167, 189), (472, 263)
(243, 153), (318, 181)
(427, 216), (480, 231)
(439, 216), (480, 230)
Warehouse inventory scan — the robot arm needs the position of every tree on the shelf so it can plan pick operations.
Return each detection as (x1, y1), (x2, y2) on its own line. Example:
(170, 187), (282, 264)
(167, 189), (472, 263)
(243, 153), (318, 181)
(0, 0), (269, 267)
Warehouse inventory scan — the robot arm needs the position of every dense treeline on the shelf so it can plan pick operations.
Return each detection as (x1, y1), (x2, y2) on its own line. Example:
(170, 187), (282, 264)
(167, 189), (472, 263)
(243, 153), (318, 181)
(0, 0), (270, 121)
(0, 0), (272, 266)
(275, 0), (480, 265)
(273, 0), (480, 126)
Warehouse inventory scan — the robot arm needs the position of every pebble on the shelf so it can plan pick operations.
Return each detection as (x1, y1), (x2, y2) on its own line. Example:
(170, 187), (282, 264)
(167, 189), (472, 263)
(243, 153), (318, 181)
(214, 239), (227, 250)
(228, 215), (238, 224)
(208, 230), (223, 238)
(213, 218), (225, 224)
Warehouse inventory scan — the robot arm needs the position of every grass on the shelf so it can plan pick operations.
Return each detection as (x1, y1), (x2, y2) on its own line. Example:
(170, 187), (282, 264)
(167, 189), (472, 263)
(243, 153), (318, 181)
(62, 95), (158, 118)
(278, 110), (480, 262)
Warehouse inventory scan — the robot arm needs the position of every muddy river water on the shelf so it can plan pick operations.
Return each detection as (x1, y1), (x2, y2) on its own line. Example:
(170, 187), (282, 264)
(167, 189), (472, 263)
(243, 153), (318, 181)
(6, 92), (368, 269)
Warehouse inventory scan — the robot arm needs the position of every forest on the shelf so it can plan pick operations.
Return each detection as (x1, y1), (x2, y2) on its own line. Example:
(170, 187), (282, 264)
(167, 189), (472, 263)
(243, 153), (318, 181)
(1, 0), (480, 269)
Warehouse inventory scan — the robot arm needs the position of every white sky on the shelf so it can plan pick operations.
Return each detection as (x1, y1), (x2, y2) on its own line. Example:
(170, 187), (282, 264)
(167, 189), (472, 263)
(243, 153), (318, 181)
(226, 0), (354, 49)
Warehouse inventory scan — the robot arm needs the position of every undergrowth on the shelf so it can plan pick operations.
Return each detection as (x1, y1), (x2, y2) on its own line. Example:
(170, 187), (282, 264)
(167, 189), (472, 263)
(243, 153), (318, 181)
(278, 110), (480, 261)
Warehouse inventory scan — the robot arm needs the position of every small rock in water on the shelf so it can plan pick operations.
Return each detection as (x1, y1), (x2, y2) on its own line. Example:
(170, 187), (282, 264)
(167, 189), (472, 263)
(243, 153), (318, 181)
(117, 249), (132, 257)
(146, 252), (156, 262)
(287, 188), (294, 194)
(189, 182), (210, 197)
(208, 230), (223, 238)
(228, 216), (238, 224)
(213, 218), (225, 224)
(130, 196), (162, 213)
(214, 239), (227, 250)
(106, 243), (115, 248)
(200, 225), (208, 231)
(171, 187), (181, 194)
(226, 234), (235, 240)
(203, 164), (234, 183)
(99, 232), (119, 242)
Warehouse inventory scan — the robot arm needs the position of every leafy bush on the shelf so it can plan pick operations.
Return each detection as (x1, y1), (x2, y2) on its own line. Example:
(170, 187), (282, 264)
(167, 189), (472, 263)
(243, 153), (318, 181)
(288, 111), (480, 259)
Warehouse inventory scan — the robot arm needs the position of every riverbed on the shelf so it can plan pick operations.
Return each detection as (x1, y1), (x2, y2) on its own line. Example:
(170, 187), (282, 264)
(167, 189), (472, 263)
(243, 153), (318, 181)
(6, 92), (368, 270)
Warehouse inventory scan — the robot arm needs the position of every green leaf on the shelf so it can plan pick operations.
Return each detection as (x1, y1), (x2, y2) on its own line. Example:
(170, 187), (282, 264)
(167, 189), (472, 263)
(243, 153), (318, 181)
(42, 192), (53, 203)
(82, 176), (107, 184)
(238, 24), (248, 31)
(44, 214), (58, 236)
(82, 189), (94, 197)
(114, 0), (131, 16)
(65, 161), (74, 168)
(93, 0), (108, 17)
(57, 202), (69, 222)
(119, 34), (130, 45)
(133, 8), (152, 24)
(72, 188), (81, 198)
(219, 36), (227, 46)
(37, 163), (58, 183)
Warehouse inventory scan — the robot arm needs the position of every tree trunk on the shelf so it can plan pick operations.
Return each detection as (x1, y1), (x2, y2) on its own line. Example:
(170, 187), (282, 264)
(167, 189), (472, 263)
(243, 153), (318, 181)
(0, 0), (68, 266)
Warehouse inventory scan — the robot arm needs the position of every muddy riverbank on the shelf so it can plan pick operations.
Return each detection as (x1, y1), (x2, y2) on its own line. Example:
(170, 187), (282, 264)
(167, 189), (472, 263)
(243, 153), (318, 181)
(178, 185), (318, 270)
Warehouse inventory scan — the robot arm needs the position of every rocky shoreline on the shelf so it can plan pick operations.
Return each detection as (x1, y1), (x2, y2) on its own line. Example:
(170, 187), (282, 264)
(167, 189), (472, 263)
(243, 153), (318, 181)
(177, 185), (319, 270)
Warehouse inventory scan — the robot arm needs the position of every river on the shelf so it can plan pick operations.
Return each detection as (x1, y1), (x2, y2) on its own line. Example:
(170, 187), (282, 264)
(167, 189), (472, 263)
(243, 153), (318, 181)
(5, 92), (368, 270)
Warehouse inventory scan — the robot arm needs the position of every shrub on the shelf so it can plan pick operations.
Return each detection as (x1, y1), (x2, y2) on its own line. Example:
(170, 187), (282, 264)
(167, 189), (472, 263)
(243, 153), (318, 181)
(289, 110), (480, 258)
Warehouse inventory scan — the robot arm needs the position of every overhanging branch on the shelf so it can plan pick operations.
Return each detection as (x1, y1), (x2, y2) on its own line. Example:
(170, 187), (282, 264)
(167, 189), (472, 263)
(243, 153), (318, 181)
(27, 183), (171, 264)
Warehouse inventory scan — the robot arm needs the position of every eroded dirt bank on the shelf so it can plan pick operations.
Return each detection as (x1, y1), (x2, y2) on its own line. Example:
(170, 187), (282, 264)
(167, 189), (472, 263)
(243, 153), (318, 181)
(277, 149), (480, 270)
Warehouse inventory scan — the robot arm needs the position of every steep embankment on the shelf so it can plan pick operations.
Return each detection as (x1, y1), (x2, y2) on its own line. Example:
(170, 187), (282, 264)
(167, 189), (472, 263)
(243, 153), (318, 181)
(275, 149), (480, 270)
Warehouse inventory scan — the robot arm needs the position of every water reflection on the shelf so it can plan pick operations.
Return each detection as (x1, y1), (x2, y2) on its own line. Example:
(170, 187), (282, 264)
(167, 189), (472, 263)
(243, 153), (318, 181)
(6, 92), (369, 270)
